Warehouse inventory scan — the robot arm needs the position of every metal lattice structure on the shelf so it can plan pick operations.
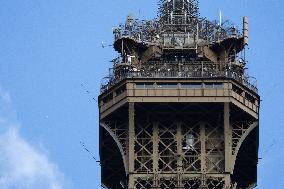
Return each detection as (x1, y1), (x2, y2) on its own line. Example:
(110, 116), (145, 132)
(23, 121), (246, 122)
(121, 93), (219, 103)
(99, 0), (259, 189)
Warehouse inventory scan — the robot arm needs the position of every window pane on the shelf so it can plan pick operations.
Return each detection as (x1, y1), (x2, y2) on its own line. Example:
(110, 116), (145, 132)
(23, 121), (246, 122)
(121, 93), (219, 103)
(136, 83), (145, 89)
(181, 83), (202, 89)
(205, 83), (223, 89)
(135, 83), (155, 89)
(156, 83), (178, 89)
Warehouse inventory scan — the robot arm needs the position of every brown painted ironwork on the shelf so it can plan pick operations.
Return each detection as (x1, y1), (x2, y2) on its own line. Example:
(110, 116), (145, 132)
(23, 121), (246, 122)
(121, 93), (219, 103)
(99, 0), (259, 188)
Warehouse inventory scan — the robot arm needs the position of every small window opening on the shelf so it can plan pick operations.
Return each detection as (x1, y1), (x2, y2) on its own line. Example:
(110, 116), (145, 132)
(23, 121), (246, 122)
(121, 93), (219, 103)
(183, 133), (195, 150)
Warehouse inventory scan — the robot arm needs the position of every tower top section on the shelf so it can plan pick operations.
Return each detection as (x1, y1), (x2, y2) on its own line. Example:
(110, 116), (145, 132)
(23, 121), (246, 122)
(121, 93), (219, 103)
(113, 0), (245, 53)
(158, 0), (199, 20)
(103, 0), (257, 94)
(158, 0), (200, 33)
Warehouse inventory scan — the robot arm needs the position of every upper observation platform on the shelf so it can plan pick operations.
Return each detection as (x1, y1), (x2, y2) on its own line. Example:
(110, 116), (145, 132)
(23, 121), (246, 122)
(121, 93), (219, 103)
(101, 0), (254, 96)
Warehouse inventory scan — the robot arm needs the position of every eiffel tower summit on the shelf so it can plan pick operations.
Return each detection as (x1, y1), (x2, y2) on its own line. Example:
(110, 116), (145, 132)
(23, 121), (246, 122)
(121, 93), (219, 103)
(98, 0), (259, 188)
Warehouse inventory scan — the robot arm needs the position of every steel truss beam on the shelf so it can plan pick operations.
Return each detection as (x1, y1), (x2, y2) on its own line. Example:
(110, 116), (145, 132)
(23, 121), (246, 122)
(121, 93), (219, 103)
(100, 103), (258, 189)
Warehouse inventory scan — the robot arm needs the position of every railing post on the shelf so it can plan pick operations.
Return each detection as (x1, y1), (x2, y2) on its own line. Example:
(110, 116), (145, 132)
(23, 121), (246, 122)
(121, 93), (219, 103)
(100, 61), (258, 93)
(201, 61), (204, 77)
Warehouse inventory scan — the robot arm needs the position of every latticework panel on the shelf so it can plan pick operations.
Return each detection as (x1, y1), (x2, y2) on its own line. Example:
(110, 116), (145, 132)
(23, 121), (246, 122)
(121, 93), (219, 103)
(206, 178), (225, 189)
(160, 178), (177, 189)
(135, 122), (153, 172)
(205, 123), (225, 173)
(182, 121), (201, 172)
(104, 120), (128, 154)
(158, 122), (177, 172)
(183, 178), (201, 189)
(135, 179), (153, 189)
(127, 103), (239, 188)
(232, 121), (254, 155)
(100, 128), (126, 188)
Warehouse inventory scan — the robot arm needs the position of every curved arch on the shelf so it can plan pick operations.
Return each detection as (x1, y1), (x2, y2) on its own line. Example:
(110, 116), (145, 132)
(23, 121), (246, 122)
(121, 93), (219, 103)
(231, 121), (258, 173)
(101, 183), (109, 189)
(100, 122), (128, 175)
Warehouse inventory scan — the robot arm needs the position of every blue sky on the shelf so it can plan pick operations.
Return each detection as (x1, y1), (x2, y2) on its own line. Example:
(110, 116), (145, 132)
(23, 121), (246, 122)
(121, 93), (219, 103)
(0, 0), (283, 188)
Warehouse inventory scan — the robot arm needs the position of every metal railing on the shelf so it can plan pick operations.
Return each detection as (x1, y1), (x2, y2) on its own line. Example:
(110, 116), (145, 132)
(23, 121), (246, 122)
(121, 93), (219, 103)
(113, 16), (241, 47)
(100, 68), (258, 94)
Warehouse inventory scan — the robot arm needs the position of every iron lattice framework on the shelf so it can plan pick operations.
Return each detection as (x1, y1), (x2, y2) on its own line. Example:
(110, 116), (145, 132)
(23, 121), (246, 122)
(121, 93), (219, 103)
(99, 0), (259, 189)
(158, 0), (200, 22)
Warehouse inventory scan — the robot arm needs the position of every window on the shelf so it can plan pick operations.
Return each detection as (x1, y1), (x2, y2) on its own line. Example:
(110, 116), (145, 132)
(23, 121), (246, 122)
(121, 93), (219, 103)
(245, 93), (256, 103)
(181, 83), (202, 89)
(103, 93), (113, 103)
(205, 83), (224, 89)
(135, 83), (155, 89)
(156, 83), (178, 89)
(232, 84), (243, 95)
(115, 85), (126, 96)
(183, 133), (195, 150)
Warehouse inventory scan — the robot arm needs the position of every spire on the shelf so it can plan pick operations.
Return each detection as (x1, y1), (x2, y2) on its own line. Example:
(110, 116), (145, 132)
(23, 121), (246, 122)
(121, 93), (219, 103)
(158, 0), (199, 20)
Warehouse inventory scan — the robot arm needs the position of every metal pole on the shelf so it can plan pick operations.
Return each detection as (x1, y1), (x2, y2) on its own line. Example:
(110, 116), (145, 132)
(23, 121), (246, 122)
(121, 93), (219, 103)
(224, 102), (232, 187)
(128, 103), (135, 189)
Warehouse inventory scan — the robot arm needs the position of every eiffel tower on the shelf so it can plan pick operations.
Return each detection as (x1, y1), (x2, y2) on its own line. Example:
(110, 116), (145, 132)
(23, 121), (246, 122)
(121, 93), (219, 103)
(99, 0), (259, 188)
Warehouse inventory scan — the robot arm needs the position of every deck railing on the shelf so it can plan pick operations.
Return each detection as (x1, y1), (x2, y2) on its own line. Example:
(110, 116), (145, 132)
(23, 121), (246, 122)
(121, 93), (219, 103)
(101, 69), (258, 94)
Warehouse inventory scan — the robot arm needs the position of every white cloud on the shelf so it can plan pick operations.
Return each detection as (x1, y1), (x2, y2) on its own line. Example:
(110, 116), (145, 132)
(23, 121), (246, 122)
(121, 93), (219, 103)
(0, 87), (69, 189)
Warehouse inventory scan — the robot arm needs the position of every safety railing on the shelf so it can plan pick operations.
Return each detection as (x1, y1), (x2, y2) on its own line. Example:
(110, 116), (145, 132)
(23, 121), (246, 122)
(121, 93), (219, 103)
(100, 69), (258, 94)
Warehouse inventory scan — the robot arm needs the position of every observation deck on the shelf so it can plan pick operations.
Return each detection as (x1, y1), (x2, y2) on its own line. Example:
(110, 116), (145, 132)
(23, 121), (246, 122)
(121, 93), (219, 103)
(99, 60), (259, 120)
(101, 61), (257, 94)
(99, 1), (259, 188)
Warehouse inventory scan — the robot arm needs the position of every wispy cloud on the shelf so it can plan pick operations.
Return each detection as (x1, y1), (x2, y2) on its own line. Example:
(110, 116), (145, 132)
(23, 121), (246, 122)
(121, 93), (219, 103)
(0, 87), (69, 189)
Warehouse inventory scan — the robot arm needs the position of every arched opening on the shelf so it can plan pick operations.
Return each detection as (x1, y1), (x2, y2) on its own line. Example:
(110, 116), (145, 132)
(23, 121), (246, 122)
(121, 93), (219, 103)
(100, 126), (127, 189)
(232, 126), (259, 188)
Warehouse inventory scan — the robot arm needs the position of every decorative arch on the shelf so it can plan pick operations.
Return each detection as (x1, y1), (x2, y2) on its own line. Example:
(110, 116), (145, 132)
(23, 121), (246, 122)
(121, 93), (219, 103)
(100, 122), (128, 175)
(231, 121), (258, 173)
(101, 183), (109, 189)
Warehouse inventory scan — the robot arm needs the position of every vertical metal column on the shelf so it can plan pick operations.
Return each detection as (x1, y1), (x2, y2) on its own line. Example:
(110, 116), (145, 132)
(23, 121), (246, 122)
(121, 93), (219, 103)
(128, 103), (135, 189)
(224, 102), (232, 188)
(176, 122), (183, 188)
(153, 122), (159, 188)
(200, 122), (207, 188)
